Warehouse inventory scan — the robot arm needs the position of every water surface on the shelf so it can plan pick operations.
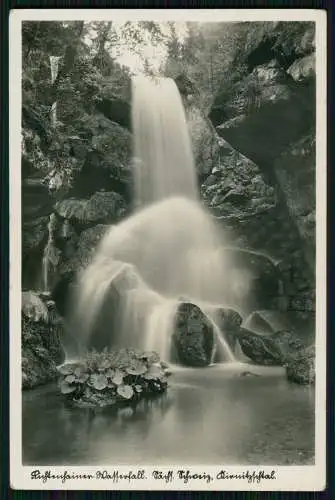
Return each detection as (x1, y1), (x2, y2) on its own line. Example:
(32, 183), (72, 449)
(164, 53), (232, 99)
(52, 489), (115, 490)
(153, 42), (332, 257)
(22, 364), (315, 465)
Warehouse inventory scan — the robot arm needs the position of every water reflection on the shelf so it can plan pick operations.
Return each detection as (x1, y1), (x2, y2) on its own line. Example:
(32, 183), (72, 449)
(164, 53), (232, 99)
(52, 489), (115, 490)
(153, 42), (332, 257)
(22, 367), (315, 465)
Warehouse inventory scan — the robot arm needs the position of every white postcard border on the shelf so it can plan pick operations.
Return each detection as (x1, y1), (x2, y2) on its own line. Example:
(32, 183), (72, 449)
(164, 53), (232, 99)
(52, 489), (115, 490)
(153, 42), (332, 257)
(9, 8), (327, 491)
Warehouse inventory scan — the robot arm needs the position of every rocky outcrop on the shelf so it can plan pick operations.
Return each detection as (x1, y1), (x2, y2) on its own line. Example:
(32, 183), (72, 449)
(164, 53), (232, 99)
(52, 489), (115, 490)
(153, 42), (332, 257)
(209, 23), (315, 275)
(204, 23), (316, 316)
(236, 309), (315, 369)
(213, 60), (314, 167)
(26, 187), (126, 294)
(202, 149), (276, 221)
(172, 302), (216, 367)
(186, 104), (220, 178)
(22, 57), (132, 291)
(22, 291), (64, 389)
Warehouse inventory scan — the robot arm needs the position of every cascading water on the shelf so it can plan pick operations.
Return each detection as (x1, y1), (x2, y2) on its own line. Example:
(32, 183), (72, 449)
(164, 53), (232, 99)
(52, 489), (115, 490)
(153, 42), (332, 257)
(132, 76), (198, 206)
(68, 76), (249, 363)
(42, 213), (57, 292)
(49, 56), (61, 127)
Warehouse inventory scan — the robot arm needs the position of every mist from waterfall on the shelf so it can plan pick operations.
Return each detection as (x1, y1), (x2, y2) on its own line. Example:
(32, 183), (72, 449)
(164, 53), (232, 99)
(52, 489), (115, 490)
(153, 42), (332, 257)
(68, 76), (248, 363)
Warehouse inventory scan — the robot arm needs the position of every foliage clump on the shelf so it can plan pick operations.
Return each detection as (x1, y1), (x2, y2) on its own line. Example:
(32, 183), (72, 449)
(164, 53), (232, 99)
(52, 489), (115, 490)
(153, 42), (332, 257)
(57, 348), (170, 407)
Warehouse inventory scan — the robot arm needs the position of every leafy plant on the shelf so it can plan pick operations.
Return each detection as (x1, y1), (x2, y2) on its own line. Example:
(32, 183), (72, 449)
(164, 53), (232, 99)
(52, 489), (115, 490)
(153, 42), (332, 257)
(57, 348), (170, 407)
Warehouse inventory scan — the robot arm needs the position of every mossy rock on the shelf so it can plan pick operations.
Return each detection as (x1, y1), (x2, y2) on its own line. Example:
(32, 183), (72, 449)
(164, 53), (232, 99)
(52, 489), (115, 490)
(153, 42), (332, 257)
(173, 302), (216, 367)
(237, 322), (311, 367)
(286, 345), (315, 385)
(237, 327), (284, 366)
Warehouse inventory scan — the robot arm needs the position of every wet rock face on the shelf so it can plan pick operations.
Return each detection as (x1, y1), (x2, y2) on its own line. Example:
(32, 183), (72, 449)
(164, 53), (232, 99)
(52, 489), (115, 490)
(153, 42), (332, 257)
(204, 23), (316, 310)
(213, 59), (314, 167)
(186, 104), (220, 178)
(273, 133), (315, 270)
(172, 302), (216, 367)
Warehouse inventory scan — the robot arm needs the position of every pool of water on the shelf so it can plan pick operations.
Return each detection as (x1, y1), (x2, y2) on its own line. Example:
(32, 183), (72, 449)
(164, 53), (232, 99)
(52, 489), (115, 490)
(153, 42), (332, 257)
(22, 363), (315, 465)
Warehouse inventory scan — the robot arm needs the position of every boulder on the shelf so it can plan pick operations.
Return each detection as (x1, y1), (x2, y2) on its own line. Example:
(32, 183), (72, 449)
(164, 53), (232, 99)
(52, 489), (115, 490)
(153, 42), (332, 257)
(237, 327), (284, 366)
(172, 302), (216, 367)
(287, 53), (315, 82)
(237, 309), (314, 367)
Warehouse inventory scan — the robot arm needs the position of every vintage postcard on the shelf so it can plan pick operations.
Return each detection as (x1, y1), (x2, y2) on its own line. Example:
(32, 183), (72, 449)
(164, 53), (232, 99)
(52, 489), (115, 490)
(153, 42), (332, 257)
(10, 8), (327, 491)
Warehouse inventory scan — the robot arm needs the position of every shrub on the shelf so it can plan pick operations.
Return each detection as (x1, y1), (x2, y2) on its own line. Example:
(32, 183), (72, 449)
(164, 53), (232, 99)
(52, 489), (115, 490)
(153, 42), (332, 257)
(57, 348), (170, 407)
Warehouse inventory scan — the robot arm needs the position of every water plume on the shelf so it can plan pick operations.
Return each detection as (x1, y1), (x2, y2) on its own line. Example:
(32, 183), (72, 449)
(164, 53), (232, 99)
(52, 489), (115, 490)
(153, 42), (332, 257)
(68, 76), (247, 363)
(49, 56), (61, 127)
(132, 76), (197, 206)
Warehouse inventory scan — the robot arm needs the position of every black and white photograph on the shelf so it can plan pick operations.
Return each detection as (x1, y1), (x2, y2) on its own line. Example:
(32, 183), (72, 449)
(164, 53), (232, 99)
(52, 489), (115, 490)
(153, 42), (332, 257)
(10, 9), (326, 491)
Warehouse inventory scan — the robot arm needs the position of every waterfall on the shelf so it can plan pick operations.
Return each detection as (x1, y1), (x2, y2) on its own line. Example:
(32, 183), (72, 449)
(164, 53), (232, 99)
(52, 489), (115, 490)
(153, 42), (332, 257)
(49, 56), (61, 127)
(68, 76), (245, 363)
(42, 213), (57, 293)
(132, 76), (198, 206)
